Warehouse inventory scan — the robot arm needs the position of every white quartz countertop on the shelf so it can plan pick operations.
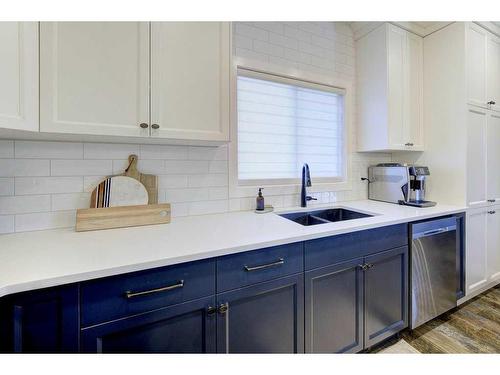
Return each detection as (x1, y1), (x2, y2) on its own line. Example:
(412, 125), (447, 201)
(0, 200), (466, 298)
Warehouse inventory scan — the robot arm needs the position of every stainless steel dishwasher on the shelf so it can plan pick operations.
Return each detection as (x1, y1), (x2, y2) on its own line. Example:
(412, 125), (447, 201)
(410, 217), (458, 329)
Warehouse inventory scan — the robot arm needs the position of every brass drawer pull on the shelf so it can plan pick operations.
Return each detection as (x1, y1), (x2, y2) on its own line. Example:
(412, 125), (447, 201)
(125, 280), (184, 299)
(244, 258), (284, 272)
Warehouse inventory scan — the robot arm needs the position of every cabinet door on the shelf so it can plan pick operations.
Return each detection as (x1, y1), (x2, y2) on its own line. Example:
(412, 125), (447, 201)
(304, 258), (363, 353)
(487, 34), (500, 112)
(151, 22), (230, 141)
(387, 24), (406, 148)
(216, 274), (304, 353)
(467, 107), (488, 207)
(467, 23), (488, 109)
(0, 22), (38, 132)
(40, 22), (149, 137)
(466, 207), (488, 293)
(487, 113), (500, 203)
(364, 246), (408, 348)
(487, 207), (500, 282)
(0, 285), (79, 353)
(81, 296), (216, 353)
(406, 32), (424, 150)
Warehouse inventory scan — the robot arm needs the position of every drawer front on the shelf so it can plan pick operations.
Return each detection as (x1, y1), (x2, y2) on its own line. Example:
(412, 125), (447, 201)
(81, 259), (215, 327)
(305, 224), (408, 270)
(217, 242), (304, 292)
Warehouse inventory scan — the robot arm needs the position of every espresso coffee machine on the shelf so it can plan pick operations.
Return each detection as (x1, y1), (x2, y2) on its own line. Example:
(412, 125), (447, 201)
(367, 163), (436, 207)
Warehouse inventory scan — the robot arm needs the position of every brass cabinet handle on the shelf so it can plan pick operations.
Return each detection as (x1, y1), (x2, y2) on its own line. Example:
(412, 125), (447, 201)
(139, 123), (149, 129)
(125, 280), (184, 299)
(151, 124), (160, 130)
(244, 258), (284, 272)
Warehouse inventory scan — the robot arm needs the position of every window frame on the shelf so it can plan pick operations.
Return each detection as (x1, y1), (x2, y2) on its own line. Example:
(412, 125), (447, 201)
(229, 57), (352, 199)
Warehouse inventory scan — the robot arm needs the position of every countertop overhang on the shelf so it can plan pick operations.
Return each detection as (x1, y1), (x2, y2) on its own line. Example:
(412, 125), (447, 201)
(0, 200), (466, 298)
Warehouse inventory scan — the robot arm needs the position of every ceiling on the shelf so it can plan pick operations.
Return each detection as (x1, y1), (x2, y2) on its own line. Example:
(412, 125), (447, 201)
(350, 22), (453, 40)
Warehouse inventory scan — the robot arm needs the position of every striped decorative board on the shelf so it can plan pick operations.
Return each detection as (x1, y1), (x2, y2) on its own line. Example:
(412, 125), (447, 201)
(90, 176), (149, 208)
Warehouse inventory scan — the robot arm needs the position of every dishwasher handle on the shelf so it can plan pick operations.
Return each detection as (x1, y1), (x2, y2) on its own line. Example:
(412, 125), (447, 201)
(413, 225), (456, 239)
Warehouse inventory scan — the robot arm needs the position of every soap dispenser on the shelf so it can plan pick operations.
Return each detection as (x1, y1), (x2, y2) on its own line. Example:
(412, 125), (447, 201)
(256, 188), (265, 211)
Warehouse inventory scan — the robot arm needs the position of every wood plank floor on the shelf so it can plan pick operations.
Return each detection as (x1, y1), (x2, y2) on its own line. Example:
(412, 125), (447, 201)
(370, 285), (500, 353)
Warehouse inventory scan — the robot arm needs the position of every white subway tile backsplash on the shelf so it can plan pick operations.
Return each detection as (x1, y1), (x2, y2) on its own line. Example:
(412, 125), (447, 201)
(209, 187), (228, 200)
(269, 32), (298, 50)
(235, 23), (269, 41)
(253, 22), (284, 35)
(284, 25), (312, 43)
(0, 215), (14, 234)
(165, 188), (209, 203)
(0, 140), (14, 158)
(234, 47), (268, 62)
(0, 195), (51, 215)
(140, 144), (188, 160)
(15, 210), (76, 232)
(253, 40), (284, 57)
(158, 175), (189, 189)
(51, 160), (113, 176)
(84, 143), (139, 160)
(188, 174), (228, 188)
(165, 160), (209, 174)
(208, 161), (228, 174)
(0, 178), (14, 196)
(0, 159), (50, 177)
(15, 177), (83, 195)
(188, 146), (227, 161)
(51, 193), (91, 211)
(15, 141), (83, 159)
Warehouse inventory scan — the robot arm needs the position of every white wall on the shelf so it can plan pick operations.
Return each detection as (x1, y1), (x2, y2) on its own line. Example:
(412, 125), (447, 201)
(0, 22), (391, 234)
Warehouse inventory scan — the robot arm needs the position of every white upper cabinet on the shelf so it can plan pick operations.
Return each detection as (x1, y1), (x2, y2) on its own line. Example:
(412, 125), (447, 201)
(486, 34), (500, 112)
(150, 22), (230, 141)
(406, 32), (424, 149)
(40, 22), (150, 137)
(0, 22), (38, 132)
(357, 23), (424, 152)
(38, 22), (230, 143)
(467, 23), (488, 109)
(467, 23), (500, 112)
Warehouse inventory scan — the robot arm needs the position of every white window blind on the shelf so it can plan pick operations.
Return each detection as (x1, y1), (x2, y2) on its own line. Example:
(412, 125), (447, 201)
(237, 69), (346, 184)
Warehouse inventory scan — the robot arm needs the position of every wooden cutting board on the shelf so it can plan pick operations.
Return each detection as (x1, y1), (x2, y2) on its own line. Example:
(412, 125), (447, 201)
(121, 154), (158, 205)
(76, 203), (171, 232)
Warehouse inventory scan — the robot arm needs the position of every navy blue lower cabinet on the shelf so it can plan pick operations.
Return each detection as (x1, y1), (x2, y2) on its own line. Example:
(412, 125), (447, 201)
(0, 285), (79, 353)
(81, 296), (216, 353)
(364, 246), (408, 348)
(216, 274), (304, 353)
(305, 258), (364, 353)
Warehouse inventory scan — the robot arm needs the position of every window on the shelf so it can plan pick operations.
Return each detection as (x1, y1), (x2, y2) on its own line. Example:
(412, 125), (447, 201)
(236, 68), (346, 186)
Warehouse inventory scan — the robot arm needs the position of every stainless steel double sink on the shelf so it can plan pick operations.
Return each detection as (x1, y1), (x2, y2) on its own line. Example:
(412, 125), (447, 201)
(279, 208), (373, 226)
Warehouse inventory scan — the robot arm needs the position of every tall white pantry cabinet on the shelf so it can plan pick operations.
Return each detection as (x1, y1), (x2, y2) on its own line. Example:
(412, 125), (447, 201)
(421, 22), (500, 300)
(0, 22), (230, 143)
